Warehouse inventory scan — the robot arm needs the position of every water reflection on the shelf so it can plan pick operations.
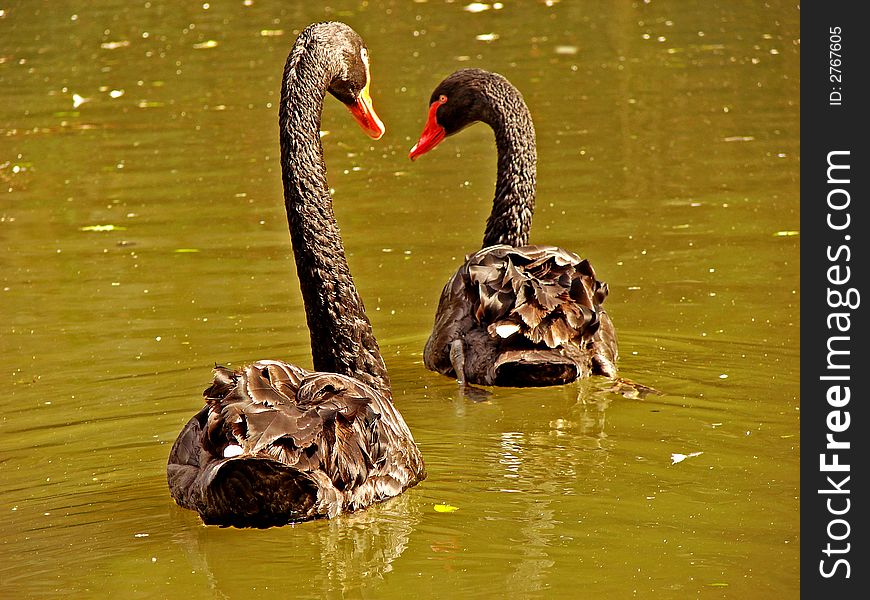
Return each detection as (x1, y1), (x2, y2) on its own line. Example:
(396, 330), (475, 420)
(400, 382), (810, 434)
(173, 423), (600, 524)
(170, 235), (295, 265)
(457, 384), (617, 596)
(168, 492), (422, 597)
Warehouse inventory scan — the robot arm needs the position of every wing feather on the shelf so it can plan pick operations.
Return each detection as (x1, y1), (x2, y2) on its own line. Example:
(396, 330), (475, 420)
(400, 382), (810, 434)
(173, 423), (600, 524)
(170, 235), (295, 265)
(168, 360), (425, 525)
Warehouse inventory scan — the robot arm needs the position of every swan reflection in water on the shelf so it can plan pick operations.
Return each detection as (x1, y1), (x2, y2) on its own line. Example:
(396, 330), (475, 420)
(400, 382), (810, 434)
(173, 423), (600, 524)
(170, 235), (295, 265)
(486, 382), (618, 595)
(168, 491), (422, 597)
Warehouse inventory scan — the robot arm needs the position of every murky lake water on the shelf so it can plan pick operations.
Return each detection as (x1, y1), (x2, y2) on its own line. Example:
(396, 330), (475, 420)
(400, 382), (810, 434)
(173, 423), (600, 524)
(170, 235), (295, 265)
(1, 1), (799, 597)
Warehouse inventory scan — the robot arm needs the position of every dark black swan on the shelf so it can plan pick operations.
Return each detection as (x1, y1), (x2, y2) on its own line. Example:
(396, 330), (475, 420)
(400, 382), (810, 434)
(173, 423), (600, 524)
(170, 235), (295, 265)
(167, 22), (425, 528)
(409, 68), (618, 388)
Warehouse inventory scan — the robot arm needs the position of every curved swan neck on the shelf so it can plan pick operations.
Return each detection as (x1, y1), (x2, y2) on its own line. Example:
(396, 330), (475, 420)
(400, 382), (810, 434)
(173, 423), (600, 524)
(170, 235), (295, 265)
(278, 25), (390, 394)
(480, 79), (536, 248)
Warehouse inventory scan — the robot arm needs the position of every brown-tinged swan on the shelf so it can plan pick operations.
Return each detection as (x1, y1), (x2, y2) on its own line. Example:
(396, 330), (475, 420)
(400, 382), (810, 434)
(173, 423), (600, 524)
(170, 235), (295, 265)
(167, 22), (425, 528)
(410, 69), (619, 389)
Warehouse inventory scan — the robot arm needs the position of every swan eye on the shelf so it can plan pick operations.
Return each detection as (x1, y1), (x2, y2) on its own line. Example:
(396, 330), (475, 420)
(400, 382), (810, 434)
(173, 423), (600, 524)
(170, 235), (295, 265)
(439, 95), (448, 104)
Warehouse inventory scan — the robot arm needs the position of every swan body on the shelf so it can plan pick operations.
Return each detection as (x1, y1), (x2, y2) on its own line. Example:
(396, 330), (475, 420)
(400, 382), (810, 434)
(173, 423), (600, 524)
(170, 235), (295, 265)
(411, 69), (618, 387)
(167, 361), (423, 527)
(424, 244), (617, 387)
(167, 22), (424, 527)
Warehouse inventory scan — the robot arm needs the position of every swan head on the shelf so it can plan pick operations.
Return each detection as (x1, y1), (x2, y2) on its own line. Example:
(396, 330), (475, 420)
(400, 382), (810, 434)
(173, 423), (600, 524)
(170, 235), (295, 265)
(409, 68), (499, 160)
(322, 23), (385, 140)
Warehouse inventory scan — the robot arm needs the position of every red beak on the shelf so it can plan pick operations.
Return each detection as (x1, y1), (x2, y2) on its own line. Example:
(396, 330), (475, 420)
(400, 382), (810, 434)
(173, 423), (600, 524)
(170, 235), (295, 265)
(347, 81), (385, 140)
(409, 100), (446, 161)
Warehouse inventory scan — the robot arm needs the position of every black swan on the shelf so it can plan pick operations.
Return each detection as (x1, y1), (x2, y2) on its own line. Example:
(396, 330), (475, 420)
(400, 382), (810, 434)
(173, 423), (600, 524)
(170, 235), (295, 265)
(167, 22), (425, 528)
(409, 68), (619, 388)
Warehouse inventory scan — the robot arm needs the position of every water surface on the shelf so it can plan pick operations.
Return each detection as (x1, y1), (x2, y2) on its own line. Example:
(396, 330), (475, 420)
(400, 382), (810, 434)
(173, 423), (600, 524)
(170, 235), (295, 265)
(1, 1), (799, 598)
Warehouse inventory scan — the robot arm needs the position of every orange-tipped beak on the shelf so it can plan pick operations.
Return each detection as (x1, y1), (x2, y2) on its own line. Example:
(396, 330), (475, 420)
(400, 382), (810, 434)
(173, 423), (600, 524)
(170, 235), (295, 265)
(409, 100), (446, 161)
(347, 82), (385, 140)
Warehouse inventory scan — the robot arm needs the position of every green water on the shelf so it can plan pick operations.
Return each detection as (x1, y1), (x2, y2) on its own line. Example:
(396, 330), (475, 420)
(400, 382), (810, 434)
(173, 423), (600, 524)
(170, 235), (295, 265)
(1, 1), (799, 598)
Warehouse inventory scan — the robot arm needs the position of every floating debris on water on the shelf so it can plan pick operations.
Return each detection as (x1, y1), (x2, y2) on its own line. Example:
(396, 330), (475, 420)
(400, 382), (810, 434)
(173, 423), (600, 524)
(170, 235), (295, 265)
(193, 40), (219, 49)
(475, 33), (500, 42)
(72, 93), (89, 109)
(555, 45), (579, 55)
(671, 451), (703, 465)
(80, 224), (127, 232)
(464, 2), (491, 12)
(260, 29), (284, 37)
(773, 230), (799, 237)
(101, 40), (130, 50)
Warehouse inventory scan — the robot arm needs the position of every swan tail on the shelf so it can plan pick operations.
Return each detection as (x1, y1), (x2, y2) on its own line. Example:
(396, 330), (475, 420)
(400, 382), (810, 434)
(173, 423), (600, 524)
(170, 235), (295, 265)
(166, 405), (327, 527)
(198, 457), (324, 527)
(491, 349), (581, 386)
